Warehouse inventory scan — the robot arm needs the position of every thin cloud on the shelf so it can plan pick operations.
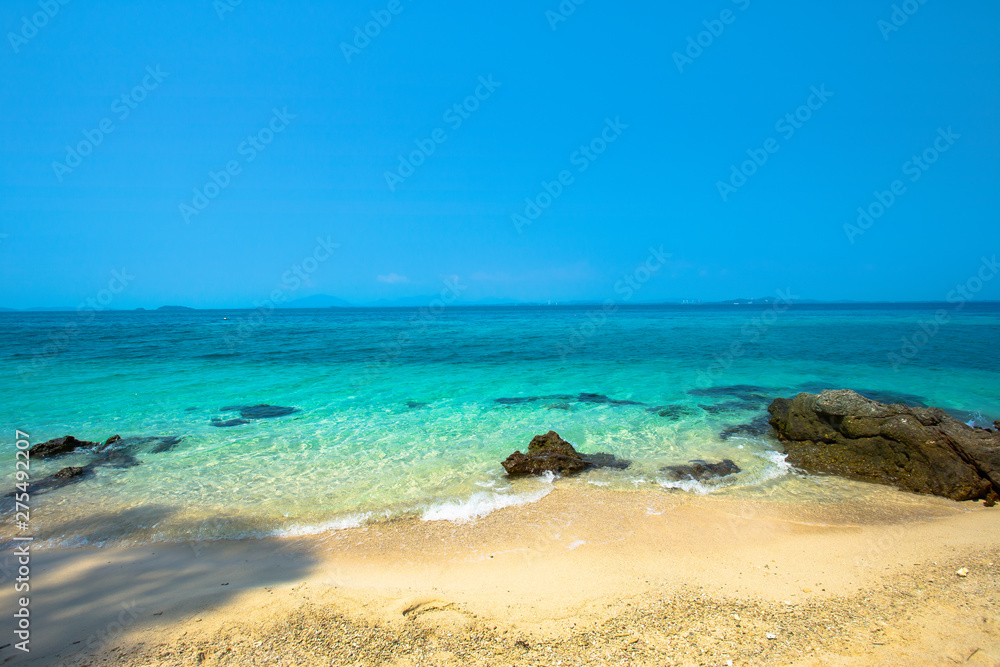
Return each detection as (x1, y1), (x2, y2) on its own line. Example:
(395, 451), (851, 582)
(377, 273), (410, 284)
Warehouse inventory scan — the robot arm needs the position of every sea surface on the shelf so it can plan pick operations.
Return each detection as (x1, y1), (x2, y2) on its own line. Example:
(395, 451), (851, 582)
(1, 304), (998, 547)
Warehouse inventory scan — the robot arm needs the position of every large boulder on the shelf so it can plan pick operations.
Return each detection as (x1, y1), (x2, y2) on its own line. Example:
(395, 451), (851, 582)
(768, 390), (1000, 503)
(501, 431), (630, 476)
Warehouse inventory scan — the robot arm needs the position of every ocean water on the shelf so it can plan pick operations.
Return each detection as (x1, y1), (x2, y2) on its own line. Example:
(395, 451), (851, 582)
(1, 304), (998, 547)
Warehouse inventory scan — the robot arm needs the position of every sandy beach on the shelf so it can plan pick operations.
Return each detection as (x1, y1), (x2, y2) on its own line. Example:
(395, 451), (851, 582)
(3, 483), (998, 666)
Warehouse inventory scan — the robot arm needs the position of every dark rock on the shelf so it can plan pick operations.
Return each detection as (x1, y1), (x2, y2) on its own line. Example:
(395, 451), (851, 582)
(96, 435), (182, 454)
(6, 434), (159, 497)
(661, 459), (741, 482)
(53, 466), (88, 479)
(646, 404), (700, 420)
(495, 393), (642, 407)
(719, 415), (772, 441)
(688, 385), (770, 398)
(768, 390), (1000, 502)
(495, 397), (537, 405)
(576, 393), (644, 406)
(699, 399), (765, 414)
(581, 452), (631, 469)
(405, 401), (429, 410)
(28, 436), (99, 459)
(93, 451), (141, 468)
(220, 404), (297, 419)
(11, 466), (95, 496)
(148, 437), (181, 454)
(501, 431), (630, 476)
(211, 418), (251, 428)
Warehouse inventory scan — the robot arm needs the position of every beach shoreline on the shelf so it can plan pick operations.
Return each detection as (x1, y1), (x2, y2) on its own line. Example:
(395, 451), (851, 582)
(2, 485), (998, 665)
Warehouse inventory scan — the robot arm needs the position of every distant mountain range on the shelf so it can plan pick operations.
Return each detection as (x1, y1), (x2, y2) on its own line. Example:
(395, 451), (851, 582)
(0, 297), (994, 311)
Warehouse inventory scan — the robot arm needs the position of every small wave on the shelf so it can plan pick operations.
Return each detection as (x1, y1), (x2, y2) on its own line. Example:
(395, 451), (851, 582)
(964, 411), (994, 429)
(658, 477), (716, 495)
(421, 486), (552, 524)
(754, 450), (793, 483)
(657, 450), (792, 495)
(266, 513), (370, 538)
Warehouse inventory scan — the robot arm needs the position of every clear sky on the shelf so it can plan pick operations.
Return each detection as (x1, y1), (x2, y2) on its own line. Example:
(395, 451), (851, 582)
(1, 0), (998, 308)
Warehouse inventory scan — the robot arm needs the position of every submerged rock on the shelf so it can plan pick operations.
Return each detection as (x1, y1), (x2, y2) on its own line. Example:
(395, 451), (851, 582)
(688, 385), (771, 399)
(211, 418), (251, 428)
(501, 430), (630, 477)
(7, 431), (181, 497)
(646, 404), (700, 420)
(134, 435), (183, 454)
(220, 404), (297, 419)
(581, 452), (632, 470)
(768, 390), (1000, 502)
(9, 465), (94, 496)
(661, 459), (741, 482)
(495, 393), (643, 407)
(28, 436), (99, 459)
(405, 401), (429, 410)
(576, 393), (644, 406)
(699, 399), (767, 414)
(719, 415), (772, 441)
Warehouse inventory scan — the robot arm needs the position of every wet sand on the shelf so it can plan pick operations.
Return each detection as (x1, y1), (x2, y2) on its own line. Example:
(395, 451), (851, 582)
(2, 485), (999, 666)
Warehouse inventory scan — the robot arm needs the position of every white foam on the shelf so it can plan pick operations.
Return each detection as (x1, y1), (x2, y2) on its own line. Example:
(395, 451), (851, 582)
(754, 450), (793, 483)
(267, 513), (370, 538)
(658, 477), (715, 495)
(421, 486), (552, 524)
(567, 539), (586, 550)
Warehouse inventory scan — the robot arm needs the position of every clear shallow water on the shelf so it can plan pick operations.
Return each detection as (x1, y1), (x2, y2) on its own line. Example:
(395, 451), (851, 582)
(1, 304), (998, 546)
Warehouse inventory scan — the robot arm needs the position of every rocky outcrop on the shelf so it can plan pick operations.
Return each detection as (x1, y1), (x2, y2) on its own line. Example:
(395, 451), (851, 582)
(661, 459), (741, 482)
(501, 431), (630, 477)
(768, 390), (1000, 503)
(28, 436), (99, 459)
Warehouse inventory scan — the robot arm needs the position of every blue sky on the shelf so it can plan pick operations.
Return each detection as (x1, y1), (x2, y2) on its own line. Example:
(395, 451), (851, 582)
(1, 0), (998, 307)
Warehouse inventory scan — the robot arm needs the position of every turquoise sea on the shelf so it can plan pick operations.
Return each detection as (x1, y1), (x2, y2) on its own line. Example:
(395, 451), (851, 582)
(2, 304), (999, 547)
